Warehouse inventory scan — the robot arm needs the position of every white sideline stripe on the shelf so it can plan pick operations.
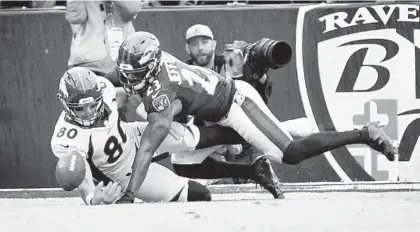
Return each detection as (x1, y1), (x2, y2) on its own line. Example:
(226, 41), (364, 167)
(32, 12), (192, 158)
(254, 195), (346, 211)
(211, 181), (420, 188)
(211, 183), (420, 192)
(2, 181), (420, 192)
(295, 4), (352, 182)
(0, 188), (64, 192)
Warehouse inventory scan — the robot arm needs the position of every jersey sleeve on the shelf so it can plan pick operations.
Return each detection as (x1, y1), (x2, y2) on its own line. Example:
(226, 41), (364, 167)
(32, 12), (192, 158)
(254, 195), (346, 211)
(51, 143), (88, 160)
(143, 90), (174, 114)
(142, 79), (176, 114)
(50, 115), (89, 160)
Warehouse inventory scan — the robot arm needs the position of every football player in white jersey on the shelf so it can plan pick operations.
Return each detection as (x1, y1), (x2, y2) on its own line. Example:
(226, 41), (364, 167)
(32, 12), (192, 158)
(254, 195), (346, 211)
(51, 67), (214, 205)
(51, 67), (283, 205)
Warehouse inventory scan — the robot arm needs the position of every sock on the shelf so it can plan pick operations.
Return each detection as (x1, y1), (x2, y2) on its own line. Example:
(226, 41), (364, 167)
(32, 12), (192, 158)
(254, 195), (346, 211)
(282, 129), (369, 164)
(173, 156), (255, 179)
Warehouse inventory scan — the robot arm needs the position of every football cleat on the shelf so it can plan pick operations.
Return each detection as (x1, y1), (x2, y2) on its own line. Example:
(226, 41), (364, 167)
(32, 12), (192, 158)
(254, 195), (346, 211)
(364, 121), (398, 161)
(252, 155), (285, 199)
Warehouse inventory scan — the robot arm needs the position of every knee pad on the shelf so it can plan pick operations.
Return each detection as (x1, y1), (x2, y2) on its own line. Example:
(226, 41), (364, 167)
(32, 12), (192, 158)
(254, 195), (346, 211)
(187, 180), (211, 202)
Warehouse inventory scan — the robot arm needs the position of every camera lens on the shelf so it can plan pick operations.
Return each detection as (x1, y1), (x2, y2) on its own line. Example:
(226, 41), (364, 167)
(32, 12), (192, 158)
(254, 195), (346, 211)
(268, 41), (292, 68)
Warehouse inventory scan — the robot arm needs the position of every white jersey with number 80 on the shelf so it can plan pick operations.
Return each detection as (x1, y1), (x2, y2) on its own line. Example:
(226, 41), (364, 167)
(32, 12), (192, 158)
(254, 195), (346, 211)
(51, 77), (142, 183)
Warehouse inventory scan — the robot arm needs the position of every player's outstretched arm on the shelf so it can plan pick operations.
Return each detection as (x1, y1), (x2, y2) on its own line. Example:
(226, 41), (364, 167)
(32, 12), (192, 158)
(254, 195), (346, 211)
(77, 159), (96, 205)
(116, 100), (183, 204)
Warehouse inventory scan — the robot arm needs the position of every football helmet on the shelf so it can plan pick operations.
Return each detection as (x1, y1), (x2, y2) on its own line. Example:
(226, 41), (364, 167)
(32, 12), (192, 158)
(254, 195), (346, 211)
(57, 67), (104, 128)
(116, 31), (162, 94)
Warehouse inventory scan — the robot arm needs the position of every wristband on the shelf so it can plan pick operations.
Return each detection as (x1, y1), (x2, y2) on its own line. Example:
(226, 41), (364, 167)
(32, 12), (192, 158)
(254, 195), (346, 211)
(86, 192), (94, 205)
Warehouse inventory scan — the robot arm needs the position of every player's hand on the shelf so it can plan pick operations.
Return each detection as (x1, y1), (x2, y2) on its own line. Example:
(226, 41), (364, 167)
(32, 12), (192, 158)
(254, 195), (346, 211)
(102, 181), (122, 204)
(92, 181), (122, 205)
(115, 191), (135, 204)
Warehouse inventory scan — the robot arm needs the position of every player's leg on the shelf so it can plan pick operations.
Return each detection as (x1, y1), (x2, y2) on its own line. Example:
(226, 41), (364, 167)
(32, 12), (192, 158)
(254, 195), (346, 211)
(194, 117), (314, 149)
(168, 116), (314, 199)
(193, 117), (314, 166)
(180, 117), (315, 182)
(190, 118), (315, 179)
(228, 80), (397, 163)
(173, 155), (255, 180)
(217, 94), (288, 163)
(125, 163), (211, 202)
(170, 132), (286, 198)
(172, 155), (284, 199)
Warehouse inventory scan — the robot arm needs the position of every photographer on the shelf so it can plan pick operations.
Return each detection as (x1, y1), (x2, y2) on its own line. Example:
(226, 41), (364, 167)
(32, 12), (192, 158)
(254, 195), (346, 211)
(223, 38), (292, 103)
(180, 24), (309, 185)
(185, 24), (292, 103)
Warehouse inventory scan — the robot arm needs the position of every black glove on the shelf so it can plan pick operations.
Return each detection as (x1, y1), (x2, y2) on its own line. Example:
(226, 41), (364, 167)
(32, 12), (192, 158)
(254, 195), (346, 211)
(115, 191), (135, 204)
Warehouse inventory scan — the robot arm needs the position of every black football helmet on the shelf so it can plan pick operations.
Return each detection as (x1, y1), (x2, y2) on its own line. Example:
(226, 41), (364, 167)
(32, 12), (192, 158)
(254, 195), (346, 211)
(116, 31), (162, 94)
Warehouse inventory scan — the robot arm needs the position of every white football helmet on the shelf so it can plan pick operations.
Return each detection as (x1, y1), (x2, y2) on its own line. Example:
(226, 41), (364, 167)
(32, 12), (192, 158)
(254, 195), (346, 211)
(57, 67), (105, 127)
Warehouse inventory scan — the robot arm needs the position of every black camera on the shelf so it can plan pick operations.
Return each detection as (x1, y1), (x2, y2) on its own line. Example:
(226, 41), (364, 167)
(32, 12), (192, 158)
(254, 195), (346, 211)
(245, 38), (292, 70)
(224, 38), (291, 103)
(225, 38), (292, 79)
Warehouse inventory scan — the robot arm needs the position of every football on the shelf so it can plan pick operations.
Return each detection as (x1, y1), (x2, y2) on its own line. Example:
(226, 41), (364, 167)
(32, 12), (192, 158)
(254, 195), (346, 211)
(55, 151), (86, 191)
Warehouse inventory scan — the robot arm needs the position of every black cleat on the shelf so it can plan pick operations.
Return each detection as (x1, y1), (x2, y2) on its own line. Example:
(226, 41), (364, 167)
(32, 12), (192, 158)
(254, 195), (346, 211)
(252, 155), (285, 199)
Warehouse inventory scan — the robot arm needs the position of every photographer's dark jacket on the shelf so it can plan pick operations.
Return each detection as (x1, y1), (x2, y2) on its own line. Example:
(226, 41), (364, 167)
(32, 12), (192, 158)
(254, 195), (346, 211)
(186, 53), (272, 103)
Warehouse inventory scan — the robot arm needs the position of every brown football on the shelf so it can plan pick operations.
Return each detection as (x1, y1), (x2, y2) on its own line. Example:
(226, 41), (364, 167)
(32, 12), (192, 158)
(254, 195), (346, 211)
(55, 151), (86, 191)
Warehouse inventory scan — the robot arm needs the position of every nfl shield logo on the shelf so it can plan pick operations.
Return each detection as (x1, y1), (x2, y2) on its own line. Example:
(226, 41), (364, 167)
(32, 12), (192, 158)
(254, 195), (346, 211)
(296, 3), (420, 181)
